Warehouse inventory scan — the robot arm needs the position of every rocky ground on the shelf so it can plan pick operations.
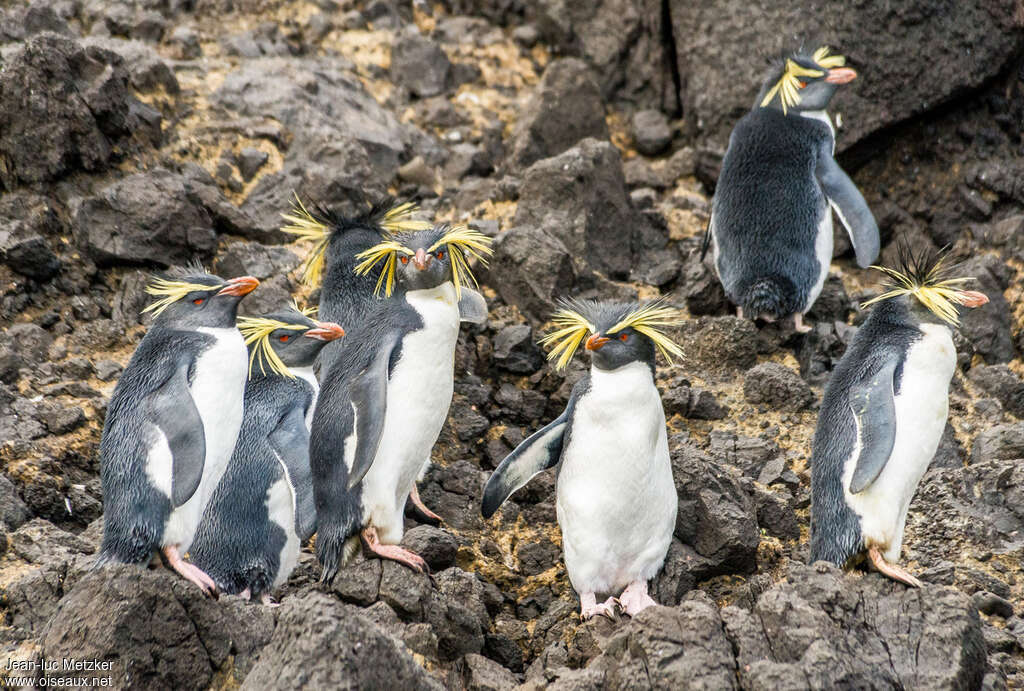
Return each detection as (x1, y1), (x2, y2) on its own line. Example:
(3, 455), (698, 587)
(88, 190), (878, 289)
(1, 0), (1024, 688)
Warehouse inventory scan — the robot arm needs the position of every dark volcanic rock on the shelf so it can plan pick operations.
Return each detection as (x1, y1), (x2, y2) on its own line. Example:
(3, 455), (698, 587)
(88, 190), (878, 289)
(510, 58), (609, 170)
(956, 254), (1016, 364)
(723, 562), (986, 690)
(401, 525), (458, 571)
(391, 30), (451, 98)
(632, 108), (672, 156)
(971, 424), (1024, 464)
(677, 316), (759, 375)
(0, 33), (156, 188)
(242, 591), (441, 690)
(743, 362), (814, 412)
(968, 364), (1024, 418)
(487, 225), (576, 321)
(514, 138), (659, 279)
(492, 324), (544, 374)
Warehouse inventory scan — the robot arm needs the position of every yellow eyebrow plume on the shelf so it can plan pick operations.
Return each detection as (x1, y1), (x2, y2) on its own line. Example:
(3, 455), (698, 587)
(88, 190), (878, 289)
(236, 316), (309, 379)
(142, 278), (213, 317)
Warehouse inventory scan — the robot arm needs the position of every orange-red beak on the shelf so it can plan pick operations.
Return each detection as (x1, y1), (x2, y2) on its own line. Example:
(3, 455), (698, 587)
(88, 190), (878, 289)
(957, 290), (989, 308)
(217, 275), (260, 297)
(305, 321), (345, 341)
(413, 248), (429, 271)
(585, 334), (610, 351)
(825, 67), (857, 85)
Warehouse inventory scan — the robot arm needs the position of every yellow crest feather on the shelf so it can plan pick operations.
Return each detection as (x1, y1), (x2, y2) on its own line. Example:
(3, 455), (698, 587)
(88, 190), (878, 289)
(237, 316), (309, 379)
(381, 202), (433, 233)
(428, 225), (494, 300)
(606, 302), (686, 363)
(538, 308), (596, 371)
(860, 248), (974, 326)
(353, 240), (414, 298)
(760, 46), (845, 115)
(142, 278), (213, 317)
(281, 194), (332, 286)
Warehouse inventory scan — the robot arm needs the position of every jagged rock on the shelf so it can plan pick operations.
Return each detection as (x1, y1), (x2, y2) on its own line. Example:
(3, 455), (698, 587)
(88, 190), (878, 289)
(241, 591), (441, 690)
(743, 362), (814, 412)
(968, 364), (1024, 418)
(510, 59), (609, 170)
(492, 324), (544, 374)
(455, 653), (519, 690)
(488, 225), (576, 321)
(723, 562), (986, 689)
(215, 241), (300, 281)
(632, 108), (672, 156)
(514, 139), (659, 279)
(676, 316), (759, 375)
(0, 474), (31, 530)
(0, 223), (61, 281)
(401, 525), (458, 571)
(972, 424), (1024, 463)
(956, 254), (1016, 364)
(391, 30), (452, 98)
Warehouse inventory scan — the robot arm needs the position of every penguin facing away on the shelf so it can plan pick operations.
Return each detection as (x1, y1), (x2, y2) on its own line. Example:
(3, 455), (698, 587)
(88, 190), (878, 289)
(809, 245), (988, 586)
(190, 307), (345, 604)
(97, 268), (260, 596)
(704, 46), (879, 332)
(282, 197), (487, 524)
(481, 300), (681, 620)
(311, 224), (492, 580)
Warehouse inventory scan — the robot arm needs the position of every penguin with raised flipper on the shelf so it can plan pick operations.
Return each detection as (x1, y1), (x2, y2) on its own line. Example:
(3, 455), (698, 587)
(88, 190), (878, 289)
(97, 268), (260, 596)
(810, 245), (988, 586)
(190, 306), (344, 604)
(311, 224), (492, 580)
(703, 46), (879, 332)
(481, 300), (681, 620)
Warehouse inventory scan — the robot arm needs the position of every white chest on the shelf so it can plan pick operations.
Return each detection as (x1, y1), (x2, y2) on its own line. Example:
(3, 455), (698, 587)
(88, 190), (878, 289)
(291, 366), (319, 431)
(266, 475), (299, 586)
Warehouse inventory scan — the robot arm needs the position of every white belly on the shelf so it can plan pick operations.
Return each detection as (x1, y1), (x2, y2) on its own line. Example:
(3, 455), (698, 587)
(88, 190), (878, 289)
(556, 362), (677, 596)
(292, 366), (319, 431)
(844, 324), (955, 562)
(266, 475), (300, 587)
(804, 204), (833, 314)
(165, 327), (247, 552)
(360, 284), (460, 544)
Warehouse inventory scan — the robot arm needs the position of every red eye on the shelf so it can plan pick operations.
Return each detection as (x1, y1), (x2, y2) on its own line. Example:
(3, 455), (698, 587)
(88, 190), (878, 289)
(436, 250), (445, 260)
(798, 81), (807, 88)
(400, 256), (409, 265)
(620, 333), (628, 341)
(280, 334), (290, 342)
(193, 298), (204, 305)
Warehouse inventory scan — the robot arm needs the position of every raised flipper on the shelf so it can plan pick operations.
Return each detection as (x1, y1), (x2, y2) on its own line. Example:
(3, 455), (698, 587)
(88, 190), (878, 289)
(458, 287), (488, 325)
(146, 357), (205, 507)
(269, 405), (317, 540)
(847, 358), (898, 494)
(816, 144), (879, 268)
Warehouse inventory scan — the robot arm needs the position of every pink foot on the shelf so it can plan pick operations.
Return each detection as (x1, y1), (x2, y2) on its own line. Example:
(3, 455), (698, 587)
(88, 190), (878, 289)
(163, 545), (218, 598)
(736, 306), (744, 319)
(260, 592), (280, 607)
(408, 484), (442, 524)
(868, 545), (922, 588)
(618, 580), (658, 617)
(579, 592), (618, 621)
(793, 313), (812, 333)
(239, 588), (251, 601)
(362, 526), (429, 574)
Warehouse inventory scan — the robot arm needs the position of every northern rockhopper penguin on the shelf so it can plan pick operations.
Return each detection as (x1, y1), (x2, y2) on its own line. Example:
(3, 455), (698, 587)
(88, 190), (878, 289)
(96, 268), (260, 596)
(810, 245), (988, 586)
(481, 300), (681, 620)
(190, 306), (344, 604)
(703, 46), (879, 332)
(311, 224), (492, 580)
(282, 197), (486, 523)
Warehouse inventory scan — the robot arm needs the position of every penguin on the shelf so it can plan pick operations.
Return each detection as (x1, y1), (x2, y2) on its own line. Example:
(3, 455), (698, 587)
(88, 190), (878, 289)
(481, 299), (681, 620)
(311, 224), (492, 579)
(96, 268), (260, 595)
(702, 46), (879, 332)
(189, 307), (345, 604)
(809, 244), (988, 585)
(282, 197), (487, 523)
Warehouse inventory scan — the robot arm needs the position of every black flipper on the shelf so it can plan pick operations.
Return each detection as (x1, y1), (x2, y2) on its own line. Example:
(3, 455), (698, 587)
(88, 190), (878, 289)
(346, 336), (396, 489)
(481, 390), (581, 518)
(847, 358), (898, 494)
(458, 287), (488, 325)
(816, 144), (879, 268)
(269, 405), (317, 541)
(146, 357), (205, 507)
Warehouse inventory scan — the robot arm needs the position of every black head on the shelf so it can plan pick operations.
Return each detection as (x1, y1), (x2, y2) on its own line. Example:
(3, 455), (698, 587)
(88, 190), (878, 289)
(354, 223), (493, 298)
(757, 46), (856, 115)
(540, 299), (685, 373)
(238, 307), (345, 379)
(143, 267), (259, 330)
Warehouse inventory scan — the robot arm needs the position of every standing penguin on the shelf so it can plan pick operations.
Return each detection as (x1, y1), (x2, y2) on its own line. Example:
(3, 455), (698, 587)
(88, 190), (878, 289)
(190, 307), (345, 603)
(97, 268), (259, 595)
(312, 224), (492, 579)
(810, 245), (988, 585)
(282, 197), (486, 523)
(704, 46), (879, 332)
(481, 300), (681, 620)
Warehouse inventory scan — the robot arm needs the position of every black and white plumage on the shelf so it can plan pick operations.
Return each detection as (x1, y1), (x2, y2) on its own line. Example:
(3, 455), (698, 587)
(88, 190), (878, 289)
(482, 300), (680, 620)
(311, 224), (492, 580)
(810, 247), (988, 586)
(97, 269), (259, 596)
(705, 46), (879, 331)
(190, 309), (344, 602)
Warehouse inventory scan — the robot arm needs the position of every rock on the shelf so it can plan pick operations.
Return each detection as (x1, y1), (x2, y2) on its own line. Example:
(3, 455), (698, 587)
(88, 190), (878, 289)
(242, 591), (442, 689)
(379, 561), (433, 619)
(972, 424), (1024, 463)
(650, 539), (714, 606)
(632, 109), (672, 156)
(514, 139), (659, 279)
(391, 30), (451, 98)
(973, 591), (1014, 619)
(968, 364), (1024, 418)
(331, 555), (382, 607)
(753, 485), (799, 540)
(215, 241), (300, 281)
(236, 147), (269, 181)
(37, 402), (85, 435)
(168, 25), (201, 59)
(456, 653), (519, 691)
(5, 323), (54, 364)
(510, 58), (609, 170)
(492, 324), (544, 374)
(662, 381), (727, 420)
(676, 316), (759, 375)
(400, 525), (458, 571)
(75, 169), (218, 267)
(682, 253), (729, 316)
(723, 562), (986, 689)
(0, 474), (31, 529)
(0, 223), (61, 281)
(487, 226), (576, 321)
(956, 254), (1016, 364)
(743, 362), (814, 411)
(0, 34), (156, 188)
